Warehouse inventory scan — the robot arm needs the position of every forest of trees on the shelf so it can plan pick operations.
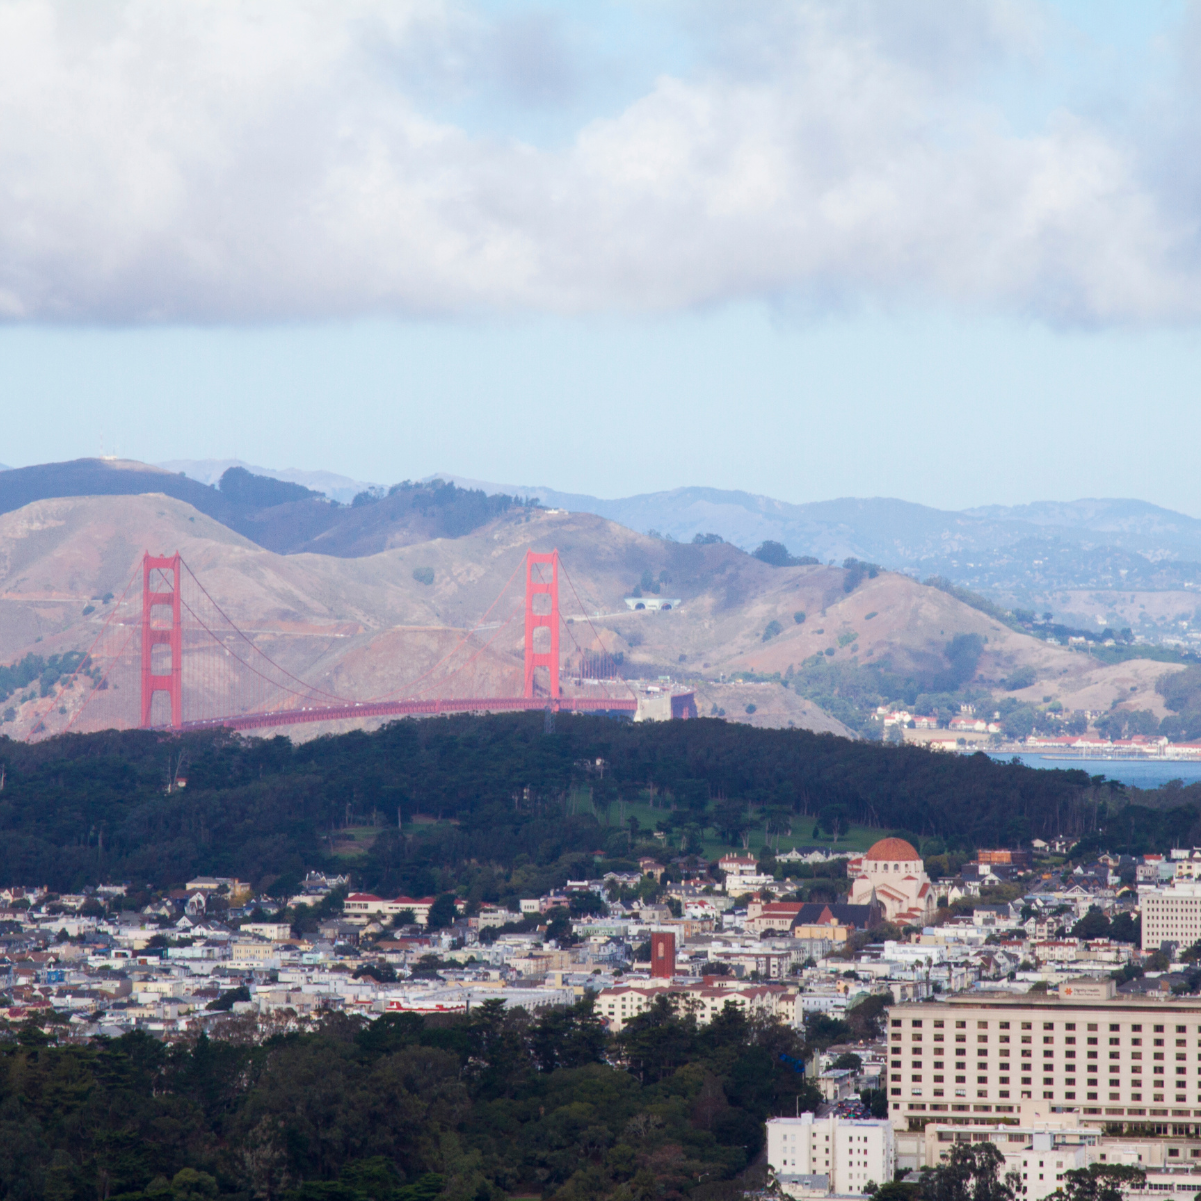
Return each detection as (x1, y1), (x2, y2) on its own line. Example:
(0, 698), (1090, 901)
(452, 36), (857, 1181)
(0, 714), (1148, 893)
(0, 996), (831, 1201)
(1, 993), (1132, 1201)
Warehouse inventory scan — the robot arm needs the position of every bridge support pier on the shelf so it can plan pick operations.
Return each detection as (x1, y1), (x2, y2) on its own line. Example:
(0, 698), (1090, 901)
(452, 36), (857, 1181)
(140, 552), (182, 729)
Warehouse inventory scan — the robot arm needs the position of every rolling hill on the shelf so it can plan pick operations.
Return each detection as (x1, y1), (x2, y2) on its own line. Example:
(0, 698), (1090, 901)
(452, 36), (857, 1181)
(432, 476), (1201, 567)
(0, 457), (534, 558)
(421, 475), (1201, 641)
(0, 489), (1185, 743)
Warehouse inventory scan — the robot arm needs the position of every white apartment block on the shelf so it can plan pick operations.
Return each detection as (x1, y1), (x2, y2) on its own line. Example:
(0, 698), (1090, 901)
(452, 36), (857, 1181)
(924, 1114), (1201, 1197)
(767, 1113), (895, 1195)
(1140, 881), (1201, 951)
(927, 1123), (1095, 1201)
(343, 894), (434, 924)
(597, 982), (796, 1032)
(886, 982), (1201, 1133)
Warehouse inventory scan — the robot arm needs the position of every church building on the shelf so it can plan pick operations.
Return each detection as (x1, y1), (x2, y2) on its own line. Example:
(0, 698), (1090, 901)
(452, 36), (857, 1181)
(847, 837), (937, 926)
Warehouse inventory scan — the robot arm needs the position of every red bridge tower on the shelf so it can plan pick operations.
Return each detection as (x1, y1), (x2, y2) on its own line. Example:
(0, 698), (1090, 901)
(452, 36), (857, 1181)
(523, 549), (560, 700)
(140, 552), (182, 729)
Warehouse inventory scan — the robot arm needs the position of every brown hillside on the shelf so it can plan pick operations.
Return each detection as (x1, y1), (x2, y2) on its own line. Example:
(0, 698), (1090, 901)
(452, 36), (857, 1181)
(0, 493), (1180, 740)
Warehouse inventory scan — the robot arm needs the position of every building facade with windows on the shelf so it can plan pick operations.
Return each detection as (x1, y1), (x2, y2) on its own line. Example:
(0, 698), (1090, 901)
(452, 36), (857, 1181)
(886, 982), (1201, 1134)
(926, 1122), (1095, 1201)
(597, 982), (797, 1032)
(766, 1113), (895, 1195)
(1140, 881), (1201, 952)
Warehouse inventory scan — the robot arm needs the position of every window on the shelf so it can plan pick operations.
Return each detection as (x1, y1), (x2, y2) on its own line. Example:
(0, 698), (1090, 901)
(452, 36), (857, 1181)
(1022, 1023), (1032, 1030)
(913, 1019), (923, 1027)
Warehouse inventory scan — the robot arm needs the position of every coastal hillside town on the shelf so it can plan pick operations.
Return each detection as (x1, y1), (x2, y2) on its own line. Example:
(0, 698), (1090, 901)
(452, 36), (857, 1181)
(15, 833), (1201, 1189)
(874, 704), (1201, 759)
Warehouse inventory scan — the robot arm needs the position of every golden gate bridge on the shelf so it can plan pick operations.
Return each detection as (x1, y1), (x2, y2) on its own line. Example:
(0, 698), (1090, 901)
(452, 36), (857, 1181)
(35, 548), (696, 739)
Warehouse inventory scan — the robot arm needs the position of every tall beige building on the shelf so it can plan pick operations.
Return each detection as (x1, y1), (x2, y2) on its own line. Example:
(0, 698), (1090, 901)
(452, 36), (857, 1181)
(886, 981), (1201, 1133)
(1140, 880), (1201, 952)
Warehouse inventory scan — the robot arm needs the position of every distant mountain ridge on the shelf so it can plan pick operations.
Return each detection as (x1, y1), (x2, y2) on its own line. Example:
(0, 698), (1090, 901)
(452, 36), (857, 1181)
(159, 458), (377, 505)
(6, 457), (1201, 601)
(432, 473), (1201, 576)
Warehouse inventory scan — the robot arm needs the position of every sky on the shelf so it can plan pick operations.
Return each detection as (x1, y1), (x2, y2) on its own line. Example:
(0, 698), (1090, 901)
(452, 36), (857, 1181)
(2, 0), (1201, 512)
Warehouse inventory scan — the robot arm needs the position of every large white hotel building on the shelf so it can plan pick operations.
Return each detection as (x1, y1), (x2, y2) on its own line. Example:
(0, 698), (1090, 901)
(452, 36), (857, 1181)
(887, 981), (1201, 1129)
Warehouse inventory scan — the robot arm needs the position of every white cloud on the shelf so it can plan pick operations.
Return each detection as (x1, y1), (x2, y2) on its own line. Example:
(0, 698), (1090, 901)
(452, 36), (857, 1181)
(0, 0), (1194, 323)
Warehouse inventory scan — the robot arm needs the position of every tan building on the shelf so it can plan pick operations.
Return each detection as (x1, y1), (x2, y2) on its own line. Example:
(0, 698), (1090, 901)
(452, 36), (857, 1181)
(886, 980), (1201, 1134)
(230, 941), (279, 966)
(849, 838), (937, 926)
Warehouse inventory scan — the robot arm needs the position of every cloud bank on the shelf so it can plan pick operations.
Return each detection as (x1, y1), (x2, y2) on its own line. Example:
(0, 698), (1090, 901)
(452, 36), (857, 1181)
(0, 0), (1195, 324)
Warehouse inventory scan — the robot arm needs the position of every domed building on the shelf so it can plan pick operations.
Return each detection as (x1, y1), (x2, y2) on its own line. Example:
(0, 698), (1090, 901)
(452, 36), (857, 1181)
(847, 837), (936, 926)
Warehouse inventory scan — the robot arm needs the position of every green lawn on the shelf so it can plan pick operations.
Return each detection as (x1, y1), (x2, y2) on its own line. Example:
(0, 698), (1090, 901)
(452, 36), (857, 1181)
(328, 825), (384, 859)
(565, 790), (884, 860)
(387, 793), (889, 864)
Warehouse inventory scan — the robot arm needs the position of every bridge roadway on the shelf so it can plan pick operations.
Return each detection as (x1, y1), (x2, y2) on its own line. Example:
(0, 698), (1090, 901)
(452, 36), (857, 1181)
(179, 694), (639, 733)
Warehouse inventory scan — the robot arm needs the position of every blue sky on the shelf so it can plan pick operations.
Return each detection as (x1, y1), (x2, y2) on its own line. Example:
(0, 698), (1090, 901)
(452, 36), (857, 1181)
(2, 1), (1201, 512)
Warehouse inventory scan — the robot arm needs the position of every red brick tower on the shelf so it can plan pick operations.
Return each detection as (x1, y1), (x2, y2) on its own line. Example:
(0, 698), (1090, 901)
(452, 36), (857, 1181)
(650, 931), (676, 978)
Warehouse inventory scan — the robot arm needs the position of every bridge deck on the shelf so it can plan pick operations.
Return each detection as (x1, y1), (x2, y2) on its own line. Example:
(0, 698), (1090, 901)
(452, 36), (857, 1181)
(180, 695), (638, 732)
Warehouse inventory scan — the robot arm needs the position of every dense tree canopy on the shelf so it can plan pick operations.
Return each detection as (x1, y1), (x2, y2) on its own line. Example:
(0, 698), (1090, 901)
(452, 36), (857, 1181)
(0, 712), (1164, 892)
(0, 999), (816, 1201)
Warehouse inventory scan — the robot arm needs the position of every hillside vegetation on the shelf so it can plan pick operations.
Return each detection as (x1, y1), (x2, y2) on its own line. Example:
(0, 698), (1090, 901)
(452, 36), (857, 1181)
(0, 714), (1126, 893)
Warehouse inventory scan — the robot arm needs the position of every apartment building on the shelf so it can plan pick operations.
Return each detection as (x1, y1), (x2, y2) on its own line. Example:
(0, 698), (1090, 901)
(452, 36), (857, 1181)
(887, 981), (1201, 1133)
(926, 1121), (1096, 1201)
(766, 1113), (895, 1195)
(597, 982), (796, 1032)
(924, 1113), (1201, 1197)
(343, 894), (435, 924)
(1139, 881), (1201, 951)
